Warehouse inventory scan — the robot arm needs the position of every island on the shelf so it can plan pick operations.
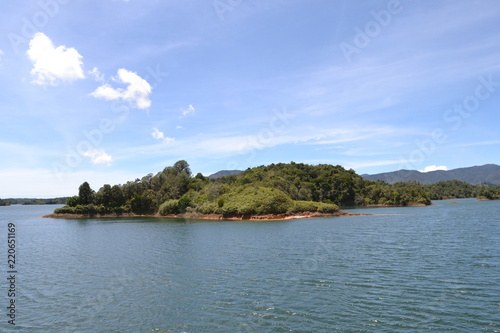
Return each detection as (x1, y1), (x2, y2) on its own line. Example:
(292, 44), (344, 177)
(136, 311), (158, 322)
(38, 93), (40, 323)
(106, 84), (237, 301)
(45, 161), (500, 220)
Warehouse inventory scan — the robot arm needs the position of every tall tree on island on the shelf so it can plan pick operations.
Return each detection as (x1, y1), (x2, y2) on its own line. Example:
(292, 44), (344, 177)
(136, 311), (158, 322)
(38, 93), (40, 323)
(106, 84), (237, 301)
(78, 182), (95, 205)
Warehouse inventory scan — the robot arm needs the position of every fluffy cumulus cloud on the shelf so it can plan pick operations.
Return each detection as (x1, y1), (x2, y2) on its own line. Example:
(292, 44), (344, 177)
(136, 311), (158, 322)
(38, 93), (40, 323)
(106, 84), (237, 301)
(91, 69), (152, 109)
(419, 165), (448, 173)
(83, 149), (113, 166)
(180, 104), (195, 118)
(26, 33), (85, 86)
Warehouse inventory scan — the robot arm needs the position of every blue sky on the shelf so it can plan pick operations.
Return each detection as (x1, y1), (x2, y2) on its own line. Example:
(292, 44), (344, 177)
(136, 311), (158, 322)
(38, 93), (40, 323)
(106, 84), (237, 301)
(1, 0), (500, 197)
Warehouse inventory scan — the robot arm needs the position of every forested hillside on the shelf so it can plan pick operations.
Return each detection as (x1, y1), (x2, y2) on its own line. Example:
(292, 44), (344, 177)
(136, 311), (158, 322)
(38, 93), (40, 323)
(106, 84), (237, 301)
(51, 161), (440, 218)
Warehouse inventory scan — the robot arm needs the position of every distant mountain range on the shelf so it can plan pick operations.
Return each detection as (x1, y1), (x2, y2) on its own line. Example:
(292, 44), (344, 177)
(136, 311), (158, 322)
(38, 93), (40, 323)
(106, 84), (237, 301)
(362, 164), (500, 185)
(208, 170), (242, 179)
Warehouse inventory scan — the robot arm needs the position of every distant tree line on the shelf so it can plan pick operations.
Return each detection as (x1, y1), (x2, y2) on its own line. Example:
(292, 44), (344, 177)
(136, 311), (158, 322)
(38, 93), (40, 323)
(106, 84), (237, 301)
(53, 161), (500, 217)
(476, 185), (500, 200)
(0, 197), (68, 206)
(423, 180), (500, 200)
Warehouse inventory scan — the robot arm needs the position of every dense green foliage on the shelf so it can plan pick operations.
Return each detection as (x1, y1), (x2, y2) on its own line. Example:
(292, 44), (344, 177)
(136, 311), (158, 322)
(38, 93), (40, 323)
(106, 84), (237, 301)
(53, 160), (443, 217)
(50, 160), (500, 218)
(425, 180), (478, 200)
(362, 181), (431, 206)
(477, 185), (500, 200)
(218, 186), (294, 215)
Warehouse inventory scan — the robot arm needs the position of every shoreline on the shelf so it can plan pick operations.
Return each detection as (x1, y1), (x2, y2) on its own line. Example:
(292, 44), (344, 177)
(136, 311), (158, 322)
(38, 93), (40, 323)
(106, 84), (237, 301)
(42, 210), (368, 221)
(364, 203), (428, 207)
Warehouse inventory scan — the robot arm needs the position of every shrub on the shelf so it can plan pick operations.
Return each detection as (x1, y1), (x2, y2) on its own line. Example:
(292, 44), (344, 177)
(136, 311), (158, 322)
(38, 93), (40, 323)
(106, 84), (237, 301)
(289, 200), (319, 213)
(158, 199), (180, 215)
(178, 195), (192, 213)
(289, 200), (339, 213)
(86, 204), (97, 216)
(97, 205), (112, 215)
(113, 206), (127, 216)
(66, 196), (80, 207)
(54, 206), (76, 214)
(198, 202), (220, 214)
(315, 202), (339, 213)
(221, 186), (293, 215)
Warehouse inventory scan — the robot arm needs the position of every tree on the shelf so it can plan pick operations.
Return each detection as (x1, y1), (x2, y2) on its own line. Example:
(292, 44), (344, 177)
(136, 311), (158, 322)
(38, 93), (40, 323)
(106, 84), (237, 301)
(66, 196), (80, 207)
(95, 184), (112, 206)
(195, 172), (206, 181)
(173, 160), (191, 177)
(141, 189), (158, 214)
(78, 182), (95, 205)
(110, 185), (125, 207)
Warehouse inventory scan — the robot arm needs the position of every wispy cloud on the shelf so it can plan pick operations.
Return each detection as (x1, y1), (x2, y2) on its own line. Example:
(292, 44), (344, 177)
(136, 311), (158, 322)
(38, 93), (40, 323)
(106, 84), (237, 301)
(151, 128), (175, 144)
(115, 123), (407, 165)
(151, 128), (164, 140)
(347, 159), (408, 170)
(91, 68), (152, 109)
(88, 67), (105, 82)
(448, 140), (500, 148)
(26, 33), (85, 86)
(179, 104), (195, 118)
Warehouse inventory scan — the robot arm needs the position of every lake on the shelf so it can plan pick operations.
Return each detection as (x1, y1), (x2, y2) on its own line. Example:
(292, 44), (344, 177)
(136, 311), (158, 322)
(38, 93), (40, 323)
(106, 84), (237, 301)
(0, 199), (498, 332)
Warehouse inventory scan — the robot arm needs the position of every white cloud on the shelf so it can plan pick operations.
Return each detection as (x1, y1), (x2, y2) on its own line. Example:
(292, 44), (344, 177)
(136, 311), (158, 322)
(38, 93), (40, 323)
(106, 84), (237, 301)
(419, 165), (448, 173)
(83, 149), (113, 166)
(151, 128), (164, 140)
(88, 67), (104, 82)
(151, 128), (175, 144)
(91, 68), (152, 109)
(27, 32), (85, 86)
(180, 104), (195, 118)
(0, 49), (4, 66)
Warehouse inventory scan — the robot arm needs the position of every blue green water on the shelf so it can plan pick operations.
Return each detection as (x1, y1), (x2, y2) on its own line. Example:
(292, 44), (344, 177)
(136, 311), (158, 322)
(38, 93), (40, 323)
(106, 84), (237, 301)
(0, 199), (499, 332)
